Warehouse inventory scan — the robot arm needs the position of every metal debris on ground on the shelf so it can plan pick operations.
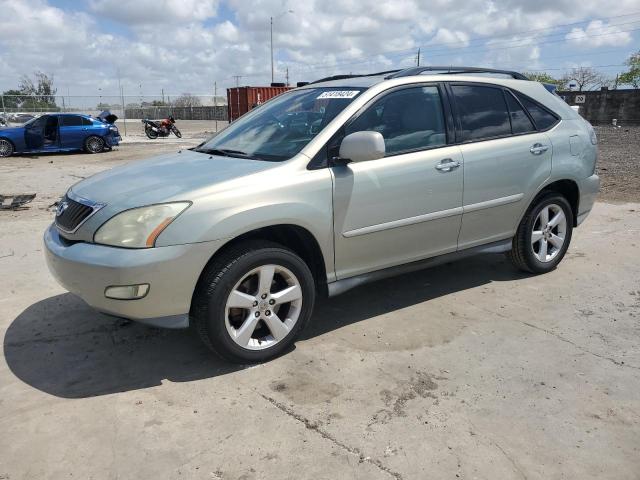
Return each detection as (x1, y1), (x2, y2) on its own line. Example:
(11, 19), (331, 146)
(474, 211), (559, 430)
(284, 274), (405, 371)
(0, 194), (36, 210)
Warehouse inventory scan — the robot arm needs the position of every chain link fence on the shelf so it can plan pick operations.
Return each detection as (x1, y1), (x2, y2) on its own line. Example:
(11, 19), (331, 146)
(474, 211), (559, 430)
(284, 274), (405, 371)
(0, 94), (228, 125)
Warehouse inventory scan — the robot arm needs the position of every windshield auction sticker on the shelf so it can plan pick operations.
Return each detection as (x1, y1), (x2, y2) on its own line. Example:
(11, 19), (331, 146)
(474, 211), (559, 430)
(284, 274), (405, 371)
(317, 90), (360, 99)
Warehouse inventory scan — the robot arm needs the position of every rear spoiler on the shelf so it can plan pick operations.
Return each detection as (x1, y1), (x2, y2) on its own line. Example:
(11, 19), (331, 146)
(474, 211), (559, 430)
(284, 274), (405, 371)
(97, 110), (118, 124)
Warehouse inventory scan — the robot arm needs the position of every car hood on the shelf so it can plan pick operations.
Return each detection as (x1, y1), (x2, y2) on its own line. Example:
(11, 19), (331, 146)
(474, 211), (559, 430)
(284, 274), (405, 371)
(70, 149), (281, 207)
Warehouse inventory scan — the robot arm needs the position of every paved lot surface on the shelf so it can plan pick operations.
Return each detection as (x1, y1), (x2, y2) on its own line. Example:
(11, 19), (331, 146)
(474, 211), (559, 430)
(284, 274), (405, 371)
(0, 121), (639, 479)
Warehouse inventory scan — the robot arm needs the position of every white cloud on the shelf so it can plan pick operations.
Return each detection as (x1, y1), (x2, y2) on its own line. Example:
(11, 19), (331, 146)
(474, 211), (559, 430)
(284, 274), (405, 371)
(428, 28), (470, 47)
(89, 0), (219, 25)
(0, 0), (638, 98)
(566, 20), (633, 47)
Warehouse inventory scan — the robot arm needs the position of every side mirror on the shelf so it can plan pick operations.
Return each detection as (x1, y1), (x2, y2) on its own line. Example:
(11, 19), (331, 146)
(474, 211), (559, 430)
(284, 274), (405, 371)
(336, 131), (385, 164)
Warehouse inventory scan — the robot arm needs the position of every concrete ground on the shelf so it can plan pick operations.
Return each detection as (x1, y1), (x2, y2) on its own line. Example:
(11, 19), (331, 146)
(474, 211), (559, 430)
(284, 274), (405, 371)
(0, 125), (639, 479)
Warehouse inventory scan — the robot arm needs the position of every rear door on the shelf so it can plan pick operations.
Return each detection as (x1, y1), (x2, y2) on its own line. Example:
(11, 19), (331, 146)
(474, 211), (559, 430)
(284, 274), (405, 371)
(450, 84), (553, 249)
(332, 84), (464, 279)
(59, 115), (86, 148)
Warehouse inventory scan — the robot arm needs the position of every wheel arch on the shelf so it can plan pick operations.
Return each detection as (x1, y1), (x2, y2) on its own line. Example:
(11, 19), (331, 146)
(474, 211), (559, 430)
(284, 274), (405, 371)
(0, 136), (17, 153)
(524, 179), (580, 227)
(195, 223), (329, 298)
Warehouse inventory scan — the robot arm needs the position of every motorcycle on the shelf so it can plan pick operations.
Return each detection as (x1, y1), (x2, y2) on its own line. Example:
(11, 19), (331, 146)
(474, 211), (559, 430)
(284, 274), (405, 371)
(142, 118), (182, 139)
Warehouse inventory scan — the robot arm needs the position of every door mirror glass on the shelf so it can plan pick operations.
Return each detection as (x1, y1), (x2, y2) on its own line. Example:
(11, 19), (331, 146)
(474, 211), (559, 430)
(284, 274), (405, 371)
(338, 131), (385, 163)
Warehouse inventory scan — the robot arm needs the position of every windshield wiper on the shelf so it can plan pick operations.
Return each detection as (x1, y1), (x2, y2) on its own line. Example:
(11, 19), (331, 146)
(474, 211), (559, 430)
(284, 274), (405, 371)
(195, 147), (259, 159)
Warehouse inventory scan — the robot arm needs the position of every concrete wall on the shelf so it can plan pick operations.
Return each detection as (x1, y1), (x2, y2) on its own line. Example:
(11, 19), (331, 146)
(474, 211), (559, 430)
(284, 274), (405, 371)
(558, 89), (640, 126)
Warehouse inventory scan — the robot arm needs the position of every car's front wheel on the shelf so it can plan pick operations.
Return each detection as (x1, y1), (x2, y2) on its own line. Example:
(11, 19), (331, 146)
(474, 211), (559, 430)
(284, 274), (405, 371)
(0, 139), (14, 158)
(191, 240), (316, 363)
(84, 135), (105, 154)
(508, 192), (574, 273)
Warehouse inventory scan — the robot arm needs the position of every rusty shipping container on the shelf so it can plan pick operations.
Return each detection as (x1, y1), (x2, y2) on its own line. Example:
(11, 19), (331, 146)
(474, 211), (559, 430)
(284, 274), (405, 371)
(226, 86), (293, 122)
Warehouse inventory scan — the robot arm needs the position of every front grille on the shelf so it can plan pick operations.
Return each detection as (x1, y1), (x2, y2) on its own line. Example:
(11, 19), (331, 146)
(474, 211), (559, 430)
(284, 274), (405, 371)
(55, 195), (94, 232)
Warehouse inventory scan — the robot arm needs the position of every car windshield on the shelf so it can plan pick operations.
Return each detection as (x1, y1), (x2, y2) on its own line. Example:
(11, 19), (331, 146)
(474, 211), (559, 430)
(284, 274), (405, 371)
(195, 87), (365, 161)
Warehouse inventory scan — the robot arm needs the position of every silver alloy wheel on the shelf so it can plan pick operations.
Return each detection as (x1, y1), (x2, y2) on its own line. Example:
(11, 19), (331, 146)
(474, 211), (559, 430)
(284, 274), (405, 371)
(86, 137), (104, 153)
(0, 139), (12, 157)
(224, 264), (303, 350)
(531, 203), (567, 262)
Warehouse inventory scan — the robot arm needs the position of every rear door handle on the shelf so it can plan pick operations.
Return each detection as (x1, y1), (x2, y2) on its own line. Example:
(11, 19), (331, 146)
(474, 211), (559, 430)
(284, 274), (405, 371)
(435, 158), (460, 172)
(530, 143), (549, 155)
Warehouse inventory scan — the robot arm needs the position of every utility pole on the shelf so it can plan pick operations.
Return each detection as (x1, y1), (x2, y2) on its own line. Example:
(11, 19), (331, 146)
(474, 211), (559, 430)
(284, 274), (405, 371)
(270, 16), (274, 84)
(214, 81), (218, 131)
(232, 76), (242, 122)
(161, 88), (165, 104)
(117, 68), (127, 136)
(416, 48), (421, 67)
(285, 67), (289, 86)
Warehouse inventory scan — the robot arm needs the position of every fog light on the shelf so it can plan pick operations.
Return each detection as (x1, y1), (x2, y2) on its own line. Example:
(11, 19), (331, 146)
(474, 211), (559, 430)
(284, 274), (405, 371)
(105, 284), (150, 300)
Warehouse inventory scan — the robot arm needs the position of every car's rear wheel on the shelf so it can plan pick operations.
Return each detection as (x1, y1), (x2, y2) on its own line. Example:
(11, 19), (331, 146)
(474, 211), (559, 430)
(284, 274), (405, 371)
(191, 240), (315, 363)
(84, 135), (105, 154)
(0, 139), (14, 158)
(508, 192), (573, 273)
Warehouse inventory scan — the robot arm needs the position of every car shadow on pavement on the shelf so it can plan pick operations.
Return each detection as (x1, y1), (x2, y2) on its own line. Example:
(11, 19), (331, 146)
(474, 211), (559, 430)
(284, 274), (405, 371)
(4, 253), (529, 399)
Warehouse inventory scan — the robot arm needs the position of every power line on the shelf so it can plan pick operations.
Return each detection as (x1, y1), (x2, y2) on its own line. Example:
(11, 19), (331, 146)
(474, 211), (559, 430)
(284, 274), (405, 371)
(286, 25), (640, 74)
(286, 14), (640, 72)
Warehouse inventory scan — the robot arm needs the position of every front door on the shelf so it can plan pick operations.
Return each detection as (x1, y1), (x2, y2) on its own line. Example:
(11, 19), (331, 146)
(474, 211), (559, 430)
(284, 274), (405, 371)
(24, 116), (47, 150)
(332, 85), (464, 279)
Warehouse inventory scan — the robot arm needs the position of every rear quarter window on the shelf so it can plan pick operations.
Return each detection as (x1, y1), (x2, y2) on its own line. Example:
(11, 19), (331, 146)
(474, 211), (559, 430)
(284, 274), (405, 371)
(82, 117), (94, 126)
(514, 92), (559, 130)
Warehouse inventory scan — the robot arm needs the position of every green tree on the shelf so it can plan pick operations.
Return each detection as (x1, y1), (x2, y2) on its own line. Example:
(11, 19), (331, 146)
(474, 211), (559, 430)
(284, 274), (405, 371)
(619, 51), (640, 88)
(19, 71), (58, 109)
(523, 72), (563, 87)
(1, 89), (23, 109)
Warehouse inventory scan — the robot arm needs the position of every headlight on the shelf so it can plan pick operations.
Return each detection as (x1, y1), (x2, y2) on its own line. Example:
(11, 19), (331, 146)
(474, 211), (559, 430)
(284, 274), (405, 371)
(94, 202), (190, 248)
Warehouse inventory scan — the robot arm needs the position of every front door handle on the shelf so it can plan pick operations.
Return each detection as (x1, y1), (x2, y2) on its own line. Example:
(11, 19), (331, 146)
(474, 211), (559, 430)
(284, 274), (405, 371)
(530, 143), (549, 155)
(435, 158), (460, 172)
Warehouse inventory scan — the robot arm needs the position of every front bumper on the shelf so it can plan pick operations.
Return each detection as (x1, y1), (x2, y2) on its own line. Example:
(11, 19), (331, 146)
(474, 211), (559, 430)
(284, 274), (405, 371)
(44, 224), (223, 328)
(105, 133), (121, 147)
(577, 174), (600, 226)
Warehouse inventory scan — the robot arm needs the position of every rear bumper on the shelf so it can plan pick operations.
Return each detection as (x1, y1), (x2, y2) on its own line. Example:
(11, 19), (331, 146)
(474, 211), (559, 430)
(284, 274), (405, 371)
(43, 224), (223, 328)
(577, 174), (600, 226)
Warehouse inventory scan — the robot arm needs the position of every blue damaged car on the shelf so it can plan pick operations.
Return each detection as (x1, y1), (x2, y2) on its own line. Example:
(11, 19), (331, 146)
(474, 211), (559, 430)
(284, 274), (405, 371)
(0, 111), (121, 157)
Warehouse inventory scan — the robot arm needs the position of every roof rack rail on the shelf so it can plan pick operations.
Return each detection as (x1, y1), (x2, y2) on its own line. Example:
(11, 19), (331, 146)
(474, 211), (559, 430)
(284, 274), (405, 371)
(309, 69), (402, 85)
(385, 66), (529, 80)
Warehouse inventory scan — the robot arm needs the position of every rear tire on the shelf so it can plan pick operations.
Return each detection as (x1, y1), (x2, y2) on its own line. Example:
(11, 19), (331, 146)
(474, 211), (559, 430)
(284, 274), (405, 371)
(84, 135), (105, 154)
(0, 139), (14, 157)
(508, 193), (573, 274)
(191, 240), (315, 363)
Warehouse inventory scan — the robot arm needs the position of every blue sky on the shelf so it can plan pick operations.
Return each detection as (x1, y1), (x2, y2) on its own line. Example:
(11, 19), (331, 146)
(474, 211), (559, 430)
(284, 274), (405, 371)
(0, 0), (638, 99)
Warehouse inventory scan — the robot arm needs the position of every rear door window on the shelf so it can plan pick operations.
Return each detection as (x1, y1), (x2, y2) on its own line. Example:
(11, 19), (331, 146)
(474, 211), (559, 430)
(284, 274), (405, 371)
(504, 91), (535, 134)
(60, 115), (83, 127)
(345, 86), (447, 156)
(451, 85), (511, 141)
(514, 92), (559, 130)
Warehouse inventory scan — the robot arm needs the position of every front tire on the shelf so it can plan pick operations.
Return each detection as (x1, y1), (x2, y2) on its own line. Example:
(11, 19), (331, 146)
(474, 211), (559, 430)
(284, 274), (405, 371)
(0, 139), (14, 157)
(145, 127), (158, 139)
(171, 126), (182, 138)
(191, 240), (316, 363)
(508, 193), (573, 273)
(84, 135), (105, 154)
